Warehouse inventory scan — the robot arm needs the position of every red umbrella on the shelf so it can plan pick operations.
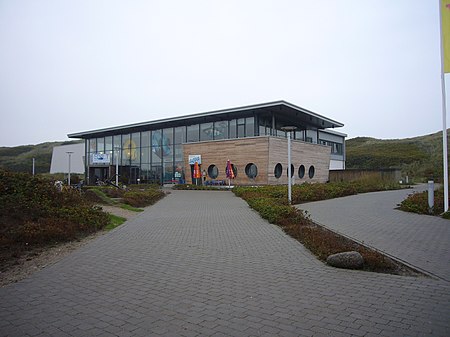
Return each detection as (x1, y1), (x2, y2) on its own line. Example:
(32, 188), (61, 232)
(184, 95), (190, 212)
(193, 161), (201, 179)
(226, 159), (235, 179)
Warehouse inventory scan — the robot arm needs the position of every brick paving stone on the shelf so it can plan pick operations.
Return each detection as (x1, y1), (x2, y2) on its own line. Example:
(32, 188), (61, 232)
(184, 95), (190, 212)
(297, 185), (450, 281)
(0, 189), (449, 336)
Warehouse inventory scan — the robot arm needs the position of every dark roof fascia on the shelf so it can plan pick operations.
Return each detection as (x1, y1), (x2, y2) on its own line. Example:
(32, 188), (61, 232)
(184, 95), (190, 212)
(68, 100), (344, 139)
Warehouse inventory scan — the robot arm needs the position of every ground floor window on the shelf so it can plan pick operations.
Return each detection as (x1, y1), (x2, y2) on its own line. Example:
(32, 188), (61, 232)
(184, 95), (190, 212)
(309, 165), (315, 179)
(245, 163), (258, 179)
(274, 163), (282, 178)
(208, 165), (219, 179)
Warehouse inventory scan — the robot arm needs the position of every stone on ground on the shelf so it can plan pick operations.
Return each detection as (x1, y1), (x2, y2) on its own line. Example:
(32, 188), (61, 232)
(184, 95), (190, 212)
(326, 251), (364, 269)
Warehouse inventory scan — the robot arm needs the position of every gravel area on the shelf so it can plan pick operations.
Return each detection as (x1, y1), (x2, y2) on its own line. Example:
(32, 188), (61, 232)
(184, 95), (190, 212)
(0, 205), (138, 287)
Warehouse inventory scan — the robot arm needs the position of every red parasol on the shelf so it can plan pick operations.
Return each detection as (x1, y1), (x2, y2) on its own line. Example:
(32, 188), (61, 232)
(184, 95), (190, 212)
(193, 161), (201, 179)
(226, 159), (235, 179)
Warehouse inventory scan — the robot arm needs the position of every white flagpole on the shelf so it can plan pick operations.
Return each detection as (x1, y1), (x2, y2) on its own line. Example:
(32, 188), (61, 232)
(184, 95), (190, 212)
(439, 0), (449, 212)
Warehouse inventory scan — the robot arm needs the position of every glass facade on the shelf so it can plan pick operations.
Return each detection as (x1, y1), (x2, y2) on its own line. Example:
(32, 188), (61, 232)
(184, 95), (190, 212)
(83, 113), (342, 185)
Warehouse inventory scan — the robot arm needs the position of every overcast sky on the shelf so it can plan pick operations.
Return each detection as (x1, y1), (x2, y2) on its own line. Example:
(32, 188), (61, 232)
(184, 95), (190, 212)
(0, 0), (448, 147)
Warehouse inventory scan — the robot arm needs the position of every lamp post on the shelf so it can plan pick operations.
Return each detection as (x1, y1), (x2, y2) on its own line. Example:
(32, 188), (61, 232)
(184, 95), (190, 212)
(114, 147), (120, 186)
(281, 126), (297, 204)
(66, 151), (73, 186)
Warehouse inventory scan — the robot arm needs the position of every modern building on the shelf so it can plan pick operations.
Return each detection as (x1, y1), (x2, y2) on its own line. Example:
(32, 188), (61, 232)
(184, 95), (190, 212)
(68, 101), (346, 185)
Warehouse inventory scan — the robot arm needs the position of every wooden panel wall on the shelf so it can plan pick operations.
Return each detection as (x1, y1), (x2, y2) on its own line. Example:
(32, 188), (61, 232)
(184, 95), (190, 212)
(268, 137), (331, 184)
(183, 136), (331, 185)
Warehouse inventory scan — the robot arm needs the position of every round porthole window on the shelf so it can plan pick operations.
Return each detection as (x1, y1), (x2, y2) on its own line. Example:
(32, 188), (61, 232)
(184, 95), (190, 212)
(274, 163), (283, 179)
(308, 165), (315, 179)
(208, 165), (218, 179)
(286, 164), (294, 177)
(298, 165), (305, 178)
(245, 163), (258, 179)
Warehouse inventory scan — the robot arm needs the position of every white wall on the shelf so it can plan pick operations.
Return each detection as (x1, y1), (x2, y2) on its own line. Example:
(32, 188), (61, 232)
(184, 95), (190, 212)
(50, 143), (85, 174)
(329, 159), (345, 170)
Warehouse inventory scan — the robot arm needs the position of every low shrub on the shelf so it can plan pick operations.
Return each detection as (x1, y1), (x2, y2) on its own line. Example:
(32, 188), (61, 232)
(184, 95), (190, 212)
(0, 169), (109, 248)
(121, 188), (165, 207)
(172, 184), (226, 191)
(234, 181), (416, 274)
(234, 179), (401, 206)
(398, 188), (446, 216)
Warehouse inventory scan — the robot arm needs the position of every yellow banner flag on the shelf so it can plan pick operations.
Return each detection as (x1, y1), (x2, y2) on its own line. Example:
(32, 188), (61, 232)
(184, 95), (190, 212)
(442, 0), (450, 73)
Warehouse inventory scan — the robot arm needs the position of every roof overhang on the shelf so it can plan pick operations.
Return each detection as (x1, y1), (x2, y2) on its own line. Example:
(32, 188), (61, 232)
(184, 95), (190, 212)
(68, 100), (344, 139)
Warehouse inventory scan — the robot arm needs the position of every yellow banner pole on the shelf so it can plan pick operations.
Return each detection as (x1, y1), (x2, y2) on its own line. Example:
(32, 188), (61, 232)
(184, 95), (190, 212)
(440, 0), (449, 211)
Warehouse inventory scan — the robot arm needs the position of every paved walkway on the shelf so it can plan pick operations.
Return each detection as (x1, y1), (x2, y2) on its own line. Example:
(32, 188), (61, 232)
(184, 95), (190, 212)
(1, 190), (449, 336)
(296, 186), (450, 282)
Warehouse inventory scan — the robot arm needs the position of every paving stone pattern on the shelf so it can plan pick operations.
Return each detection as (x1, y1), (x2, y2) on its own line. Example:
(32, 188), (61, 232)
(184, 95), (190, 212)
(1, 190), (449, 336)
(297, 186), (450, 282)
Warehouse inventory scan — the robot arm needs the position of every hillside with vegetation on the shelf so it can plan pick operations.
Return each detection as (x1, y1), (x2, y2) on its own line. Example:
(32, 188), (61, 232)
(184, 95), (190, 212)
(346, 130), (449, 182)
(0, 141), (81, 174)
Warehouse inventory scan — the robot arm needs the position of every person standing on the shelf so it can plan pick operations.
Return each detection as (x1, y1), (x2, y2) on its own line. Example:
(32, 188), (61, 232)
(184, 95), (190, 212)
(202, 169), (207, 185)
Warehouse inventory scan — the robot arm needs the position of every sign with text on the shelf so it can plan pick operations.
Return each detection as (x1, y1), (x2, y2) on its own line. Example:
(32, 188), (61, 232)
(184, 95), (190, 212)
(188, 155), (202, 165)
(92, 153), (110, 164)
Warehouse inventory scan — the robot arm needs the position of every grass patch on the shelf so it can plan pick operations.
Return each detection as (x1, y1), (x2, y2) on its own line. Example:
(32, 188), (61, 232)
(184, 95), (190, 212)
(105, 214), (127, 231)
(83, 188), (115, 205)
(234, 181), (420, 275)
(119, 204), (144, 212)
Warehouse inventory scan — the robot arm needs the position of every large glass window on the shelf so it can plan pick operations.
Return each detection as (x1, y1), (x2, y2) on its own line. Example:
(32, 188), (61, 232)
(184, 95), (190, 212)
(295, 130), (305, 141)
(89, 138), (97, 153)
(162, 128), (173, 161)
(259, 124), (267, 136)
(229, 119), (237, 139)
(200, 123), (213, 141)
(113, 135), (121, 151)
(122, 134), (138, 165)
(214, 121), (228, 140)
(140, 163), (151, 183)
(141, 146), (150, 164)
(131, 132), (140, 148)
(259, 116), (272, 136)
(245, 117), (254, 137)
(105, 136), (112, 152)
(237, 118), (245, 138)
(174, 126), (186, 144)
(175, 162), (184, 183)
(151, 130), (162, 164)
(163, 163), (174, 183)
(152, 146), (162, 164)
(163, 128), (173, 145)
(187, 124), (199, 142)
(141, 131), (150, 147)
(96, 137), (104, 153)
(174, 144), (183, 162)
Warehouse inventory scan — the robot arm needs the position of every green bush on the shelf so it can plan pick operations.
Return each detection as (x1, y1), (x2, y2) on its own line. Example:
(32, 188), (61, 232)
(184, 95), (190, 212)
(234, 179), (400, 206)
(0, 169), (109, 247)
(398, 188), (446, 216)
(122, 188), (165, 207)
(172, 184), (226, 191)
(233, 181), (411, 274)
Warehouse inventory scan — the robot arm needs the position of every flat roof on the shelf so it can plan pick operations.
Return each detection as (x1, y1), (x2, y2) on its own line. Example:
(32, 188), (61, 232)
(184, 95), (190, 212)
(68, 100), (344, 139)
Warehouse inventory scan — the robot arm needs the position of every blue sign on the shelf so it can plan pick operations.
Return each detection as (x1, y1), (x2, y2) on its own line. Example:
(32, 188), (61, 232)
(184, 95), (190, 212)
(92, 153), (110, 164)
(188, 155), (201, 165)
